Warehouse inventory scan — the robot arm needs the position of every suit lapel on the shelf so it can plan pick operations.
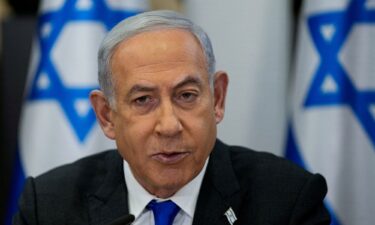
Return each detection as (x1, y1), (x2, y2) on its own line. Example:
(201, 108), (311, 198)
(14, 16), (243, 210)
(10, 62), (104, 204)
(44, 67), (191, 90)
(193, 140), (243, 225)
(85, 141), (243, 225)
(87, 151), (129, 225)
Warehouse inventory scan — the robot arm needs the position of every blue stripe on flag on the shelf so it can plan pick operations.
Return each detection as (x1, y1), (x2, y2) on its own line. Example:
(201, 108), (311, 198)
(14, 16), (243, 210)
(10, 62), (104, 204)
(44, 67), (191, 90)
(325, 201), (343, 225)
(285, 124), (343, 225)
(29, 0), (143, 143)
(5, 150), (25, 225)
(304, 0), (375, 148)
(285, 125), (306, 168)
(6, 1), (148, 224)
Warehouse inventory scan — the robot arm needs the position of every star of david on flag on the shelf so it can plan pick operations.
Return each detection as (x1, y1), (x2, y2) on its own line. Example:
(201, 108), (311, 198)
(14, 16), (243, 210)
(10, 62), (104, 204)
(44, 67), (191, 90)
(30, 0), (147, 143)
(5, 1), (148, 224)
(286, 0), (375, 225)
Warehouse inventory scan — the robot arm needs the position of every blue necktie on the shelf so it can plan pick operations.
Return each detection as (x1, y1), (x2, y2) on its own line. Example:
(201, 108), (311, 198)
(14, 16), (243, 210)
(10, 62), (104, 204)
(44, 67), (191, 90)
(147, 200), (180, 225)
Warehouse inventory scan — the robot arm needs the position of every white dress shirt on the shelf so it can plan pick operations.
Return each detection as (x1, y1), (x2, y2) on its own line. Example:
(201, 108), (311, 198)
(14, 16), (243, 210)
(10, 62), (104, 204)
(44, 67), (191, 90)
(123, 158), (209, 225)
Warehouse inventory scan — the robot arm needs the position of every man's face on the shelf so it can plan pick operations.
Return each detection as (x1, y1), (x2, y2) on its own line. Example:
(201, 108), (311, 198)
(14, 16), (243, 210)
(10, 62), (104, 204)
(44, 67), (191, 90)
(93, 29), (227, 198)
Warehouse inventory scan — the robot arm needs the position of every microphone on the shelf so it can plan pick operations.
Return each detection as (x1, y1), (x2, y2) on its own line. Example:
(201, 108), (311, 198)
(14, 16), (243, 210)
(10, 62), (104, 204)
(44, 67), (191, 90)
(105, 214), (135, 225)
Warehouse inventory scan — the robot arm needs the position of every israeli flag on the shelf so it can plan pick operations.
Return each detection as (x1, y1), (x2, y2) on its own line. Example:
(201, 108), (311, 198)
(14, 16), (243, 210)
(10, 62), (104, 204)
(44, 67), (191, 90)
(6, 0), (148, 224)
(286, 0), (375, 225)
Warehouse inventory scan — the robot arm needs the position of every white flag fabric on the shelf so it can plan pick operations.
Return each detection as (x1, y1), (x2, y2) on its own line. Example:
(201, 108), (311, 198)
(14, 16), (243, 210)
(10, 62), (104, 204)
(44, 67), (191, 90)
(184, 0), (292, 155)
(19, 0), (148, 178)
(6, 2), (148, 224)
(287, 0), (375, 224)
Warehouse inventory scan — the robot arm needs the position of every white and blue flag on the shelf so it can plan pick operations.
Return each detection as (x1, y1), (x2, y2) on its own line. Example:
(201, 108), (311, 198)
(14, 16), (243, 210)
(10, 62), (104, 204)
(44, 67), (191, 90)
(6, 0), (148, 224)
(286, 0), (375, 225)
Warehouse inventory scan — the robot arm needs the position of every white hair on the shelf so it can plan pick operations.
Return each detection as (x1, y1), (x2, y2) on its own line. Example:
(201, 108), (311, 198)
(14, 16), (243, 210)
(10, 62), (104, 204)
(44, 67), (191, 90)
(97, 10), (216, 103)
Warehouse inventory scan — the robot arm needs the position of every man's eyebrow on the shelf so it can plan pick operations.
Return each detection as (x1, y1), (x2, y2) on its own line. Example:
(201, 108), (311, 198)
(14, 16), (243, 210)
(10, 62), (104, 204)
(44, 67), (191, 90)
(174, 75), (204, 90)
(126, 75), (203, 98)
(127, 84), (156, 98)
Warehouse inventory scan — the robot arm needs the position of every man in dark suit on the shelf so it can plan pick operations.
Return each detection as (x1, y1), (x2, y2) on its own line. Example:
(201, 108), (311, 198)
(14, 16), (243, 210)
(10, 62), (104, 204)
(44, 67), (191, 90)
(14, 10), (331, 225)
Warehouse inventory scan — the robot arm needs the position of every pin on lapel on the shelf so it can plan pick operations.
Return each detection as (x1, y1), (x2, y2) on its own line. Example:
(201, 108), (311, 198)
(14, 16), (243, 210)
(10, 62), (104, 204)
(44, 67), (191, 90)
(224, 207), (237, 225)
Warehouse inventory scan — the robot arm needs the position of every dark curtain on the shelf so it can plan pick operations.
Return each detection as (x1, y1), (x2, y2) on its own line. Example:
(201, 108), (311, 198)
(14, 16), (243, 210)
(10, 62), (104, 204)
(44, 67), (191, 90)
(6, 0), (39, 15)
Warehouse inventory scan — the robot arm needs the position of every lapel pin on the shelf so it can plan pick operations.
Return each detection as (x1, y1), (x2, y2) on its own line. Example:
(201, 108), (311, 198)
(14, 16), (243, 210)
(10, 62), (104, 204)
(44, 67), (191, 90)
(224, 207), (237, 225)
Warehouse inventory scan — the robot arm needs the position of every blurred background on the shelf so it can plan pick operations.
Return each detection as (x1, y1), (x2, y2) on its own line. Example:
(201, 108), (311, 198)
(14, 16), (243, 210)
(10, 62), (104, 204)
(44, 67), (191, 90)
(1, 0), (374, 225)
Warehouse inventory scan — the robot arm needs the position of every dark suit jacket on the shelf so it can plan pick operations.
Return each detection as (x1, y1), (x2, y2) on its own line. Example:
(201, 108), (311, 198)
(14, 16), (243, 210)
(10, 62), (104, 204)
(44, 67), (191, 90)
(13, 140), (331, 225)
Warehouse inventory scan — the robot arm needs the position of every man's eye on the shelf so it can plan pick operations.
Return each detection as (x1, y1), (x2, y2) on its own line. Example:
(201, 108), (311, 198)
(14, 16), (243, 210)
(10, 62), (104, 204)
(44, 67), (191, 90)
(178, 92), (197, 103)
(134, 96), (153, 106)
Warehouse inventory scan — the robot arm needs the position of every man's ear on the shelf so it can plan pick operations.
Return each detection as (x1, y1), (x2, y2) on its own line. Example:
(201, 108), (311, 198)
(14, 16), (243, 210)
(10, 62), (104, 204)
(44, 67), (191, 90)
(90, 90), (116, 140)
(213, 71), (229, 124)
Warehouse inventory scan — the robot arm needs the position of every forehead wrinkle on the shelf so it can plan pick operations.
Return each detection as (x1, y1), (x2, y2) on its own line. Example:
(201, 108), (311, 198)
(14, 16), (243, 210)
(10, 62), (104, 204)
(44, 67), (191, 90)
(131, 59), (207, 74)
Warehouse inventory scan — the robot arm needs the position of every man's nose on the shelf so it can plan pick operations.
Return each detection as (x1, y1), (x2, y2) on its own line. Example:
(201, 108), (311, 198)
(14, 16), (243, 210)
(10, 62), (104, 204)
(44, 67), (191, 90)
(155, 100), (183, 137)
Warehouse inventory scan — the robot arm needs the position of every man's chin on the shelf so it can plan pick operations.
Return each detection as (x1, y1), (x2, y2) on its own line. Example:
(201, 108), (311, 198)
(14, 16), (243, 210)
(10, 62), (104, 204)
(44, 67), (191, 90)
(148, 177), (190, 198)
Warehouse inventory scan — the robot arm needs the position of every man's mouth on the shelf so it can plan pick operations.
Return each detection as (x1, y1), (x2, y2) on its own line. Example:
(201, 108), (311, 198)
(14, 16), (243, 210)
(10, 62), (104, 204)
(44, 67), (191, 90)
(151, 152), (190, 164)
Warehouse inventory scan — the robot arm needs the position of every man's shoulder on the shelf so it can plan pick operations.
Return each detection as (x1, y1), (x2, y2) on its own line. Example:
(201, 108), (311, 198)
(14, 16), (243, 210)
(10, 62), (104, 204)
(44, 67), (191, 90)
(230, 144), (310, 174)
(220, 142), (316, 186)
(205, 143), (330, 224)
(33, 150), (121, 193)
(16, 150), (125, 223)
(215, 141), (327, 207)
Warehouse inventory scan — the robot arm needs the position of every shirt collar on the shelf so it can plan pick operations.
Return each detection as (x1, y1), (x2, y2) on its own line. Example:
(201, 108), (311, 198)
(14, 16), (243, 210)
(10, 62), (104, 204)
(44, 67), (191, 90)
(124, 158), (209, 219)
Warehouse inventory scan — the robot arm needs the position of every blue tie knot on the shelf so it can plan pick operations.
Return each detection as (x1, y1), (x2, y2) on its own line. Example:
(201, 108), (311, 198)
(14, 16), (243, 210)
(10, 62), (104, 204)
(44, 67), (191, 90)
(147, 200), (180, 225)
